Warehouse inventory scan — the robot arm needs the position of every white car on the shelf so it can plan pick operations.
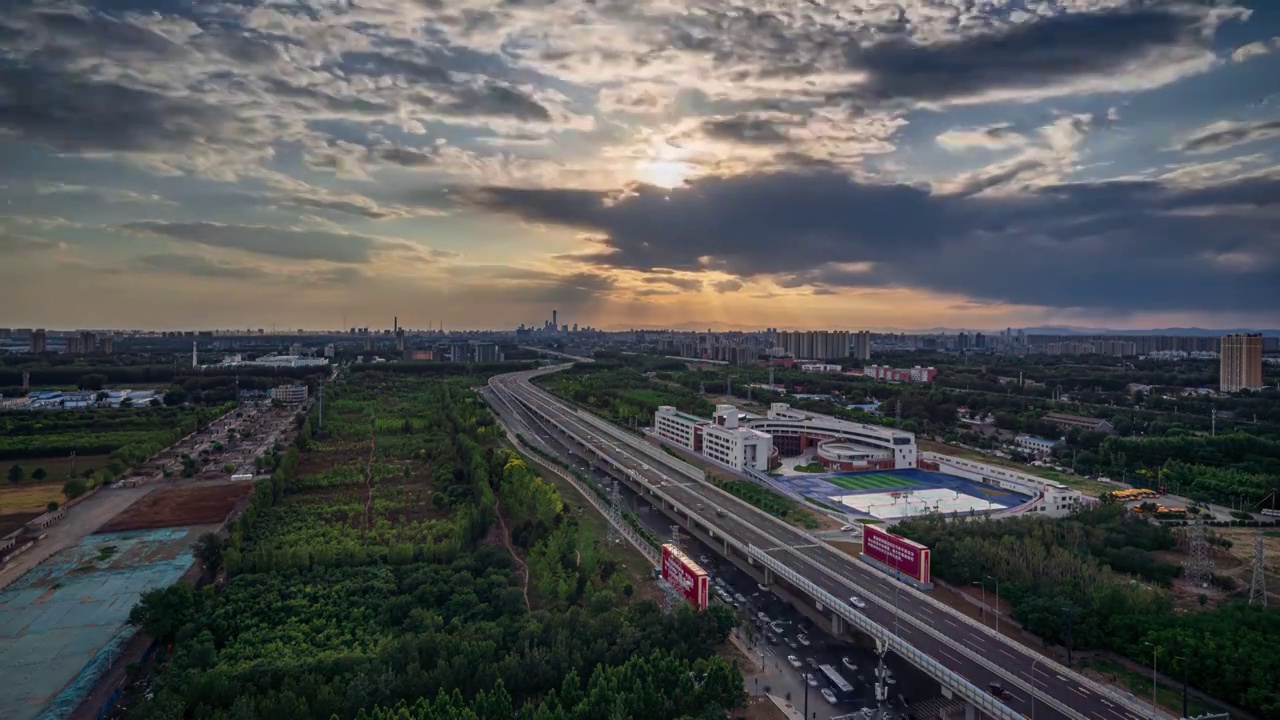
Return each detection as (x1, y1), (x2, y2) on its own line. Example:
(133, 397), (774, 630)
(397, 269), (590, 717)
(805, 673), (818, 688)
(787, 655), (803, 669)
(848, 595), (867, 609)
(840, 524), (855, 531)
(757, 612), (769, 623)
(820, 688), (837, 704)
(756, 583), (769, 591)
(797, 634), (811, 647)
(841, 657), (857, 672)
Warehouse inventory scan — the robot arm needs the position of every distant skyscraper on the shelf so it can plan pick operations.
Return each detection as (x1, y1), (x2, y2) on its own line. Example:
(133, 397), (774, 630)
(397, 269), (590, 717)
(851, 331), (871, 361)
(552, 309), (558, 331)
(30, 329), (47, 353)
(1220, 334), (1263, 392)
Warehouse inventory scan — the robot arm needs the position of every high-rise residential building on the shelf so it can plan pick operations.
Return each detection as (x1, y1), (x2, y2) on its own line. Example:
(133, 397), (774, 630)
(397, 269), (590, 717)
(30, 329), (47, 353)
(1220, 334), (1263, 392)
(99, 335), (113, 354)
(851, 331), (871, 361)
(775, 330), (851, 361)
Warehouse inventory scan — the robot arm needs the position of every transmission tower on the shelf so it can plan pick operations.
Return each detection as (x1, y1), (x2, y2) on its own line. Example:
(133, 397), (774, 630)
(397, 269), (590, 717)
(768, 361), (775, 388)
(895, 400), (902, 428)
(1249, 530), (1267, 606)
(1184, 523), (1215, 588)
(699, 380), (706, 395)
(606, 482), (623, 545)
(726, 376), (732, 398)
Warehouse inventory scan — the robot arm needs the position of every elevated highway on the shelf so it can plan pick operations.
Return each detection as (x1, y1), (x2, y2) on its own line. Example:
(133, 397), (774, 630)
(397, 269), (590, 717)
(488, 366), (1168, 720)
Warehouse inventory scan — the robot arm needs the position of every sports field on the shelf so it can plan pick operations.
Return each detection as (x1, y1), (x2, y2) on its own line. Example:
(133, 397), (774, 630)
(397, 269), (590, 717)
(824, 472), (921, 491)
(778, 467), (1031, 521)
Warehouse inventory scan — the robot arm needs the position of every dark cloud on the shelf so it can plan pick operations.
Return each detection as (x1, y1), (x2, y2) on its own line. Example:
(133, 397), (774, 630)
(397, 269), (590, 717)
(849, 7), (1204, 102)
(1177, 119), (1280, 155)
(0, 64), (234, 153)
(375, 146), (438, 167)
(439, 84), (552, 122)
(711, 279), (744, 294)
(122, 221), (390, 263)
(642, 275), (703, 291)
(264, 78), (394, 116)
(702, 116), (789, 144)
(464, 170), (1280, 313)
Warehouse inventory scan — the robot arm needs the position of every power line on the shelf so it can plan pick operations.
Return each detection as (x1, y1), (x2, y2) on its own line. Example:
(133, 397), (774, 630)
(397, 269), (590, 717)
(1249, 530), (1267, 607)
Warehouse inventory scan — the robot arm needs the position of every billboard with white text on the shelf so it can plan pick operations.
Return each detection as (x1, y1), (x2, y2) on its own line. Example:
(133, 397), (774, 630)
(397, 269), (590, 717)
(661, 543), (709, 610)
(862, 524), (931, 584)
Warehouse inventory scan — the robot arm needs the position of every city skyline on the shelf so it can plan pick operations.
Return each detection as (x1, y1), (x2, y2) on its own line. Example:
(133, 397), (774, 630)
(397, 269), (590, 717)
(2, 1), (1279, 330)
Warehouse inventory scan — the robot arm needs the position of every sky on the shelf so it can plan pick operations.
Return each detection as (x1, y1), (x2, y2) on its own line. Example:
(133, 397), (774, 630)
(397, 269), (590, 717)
(1, 0), (1278, 332)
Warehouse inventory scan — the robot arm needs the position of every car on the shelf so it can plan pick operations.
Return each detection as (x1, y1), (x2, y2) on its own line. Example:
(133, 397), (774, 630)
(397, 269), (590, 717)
(840, 524), (855, 531)
(841, 657), (857, 672)
(805, 673), (818, 688)
(806, 657), (819, 669)
(757, 583), (769, 591)
(786, 638), (798, 650)
(820, 688), (837, 704)
(769, 621), (785, 634)
(766, 633), (778, 645)
(787, 655), (803, 669)
(988, 682), (1007, 699)
(848, 595), (867, 609)
(698, 555), (711, 564)
(734, 593), (747, 603)
(757, 612), (769, 623)
(797, 634), (811, 647)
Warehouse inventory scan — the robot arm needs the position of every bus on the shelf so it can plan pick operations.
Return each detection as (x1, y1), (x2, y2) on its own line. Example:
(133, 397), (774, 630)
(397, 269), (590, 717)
(818, 664), (854, 697)
(1262, 509), (1280, 518)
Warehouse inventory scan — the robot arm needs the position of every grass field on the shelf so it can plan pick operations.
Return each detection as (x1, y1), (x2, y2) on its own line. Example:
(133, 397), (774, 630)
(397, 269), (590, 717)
(824, 472), (921, 492)
(0, 483), (67, 513)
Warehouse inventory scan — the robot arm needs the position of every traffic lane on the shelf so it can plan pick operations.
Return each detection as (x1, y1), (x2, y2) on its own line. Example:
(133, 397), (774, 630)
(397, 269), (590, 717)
(512, 381), (1143, 720)
(785, 545), (1129, 720)
(781, 551), (1073, 720)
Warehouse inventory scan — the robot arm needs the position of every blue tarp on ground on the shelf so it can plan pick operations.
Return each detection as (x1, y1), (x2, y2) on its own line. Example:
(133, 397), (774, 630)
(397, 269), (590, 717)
(0, 528), (199, 720)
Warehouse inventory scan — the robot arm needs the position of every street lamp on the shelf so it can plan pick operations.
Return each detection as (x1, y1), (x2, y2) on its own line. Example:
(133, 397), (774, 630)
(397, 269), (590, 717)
(1030, 657), (1042, 720)
(1175, 655), (1189, 719)
(1144, 642), (1159, 713)
(972, 581), (987, 625)
(893, 584), (905, 637)
(986, 574), (1000, 635)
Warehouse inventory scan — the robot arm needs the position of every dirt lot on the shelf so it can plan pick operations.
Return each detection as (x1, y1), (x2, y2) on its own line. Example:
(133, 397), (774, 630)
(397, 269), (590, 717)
(0, 512), (38, 536)
(97, 483), (254, 533)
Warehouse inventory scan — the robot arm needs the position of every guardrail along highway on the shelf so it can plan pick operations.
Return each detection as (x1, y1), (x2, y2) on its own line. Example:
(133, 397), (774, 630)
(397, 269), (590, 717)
(488, 365), (1168, 720)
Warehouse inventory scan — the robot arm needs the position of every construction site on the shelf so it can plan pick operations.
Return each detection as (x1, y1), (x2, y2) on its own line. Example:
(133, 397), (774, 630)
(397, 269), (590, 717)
(0, 396), (309, 720)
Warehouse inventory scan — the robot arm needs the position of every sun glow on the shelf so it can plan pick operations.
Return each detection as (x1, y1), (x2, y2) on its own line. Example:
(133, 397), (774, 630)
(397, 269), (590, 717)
(636, 141), (694, 188)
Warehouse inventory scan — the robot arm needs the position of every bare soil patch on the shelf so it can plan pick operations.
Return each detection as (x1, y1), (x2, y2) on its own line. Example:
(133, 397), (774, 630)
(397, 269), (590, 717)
(97, 483), (255, 532)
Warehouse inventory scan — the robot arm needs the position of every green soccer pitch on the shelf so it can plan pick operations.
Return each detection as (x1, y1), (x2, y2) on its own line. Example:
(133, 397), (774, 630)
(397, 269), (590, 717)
(822, 472), (921, 491)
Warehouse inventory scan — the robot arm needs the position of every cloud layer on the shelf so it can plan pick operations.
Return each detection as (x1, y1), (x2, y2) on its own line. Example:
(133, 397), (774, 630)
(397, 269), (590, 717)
(0, 0), (1277, 329)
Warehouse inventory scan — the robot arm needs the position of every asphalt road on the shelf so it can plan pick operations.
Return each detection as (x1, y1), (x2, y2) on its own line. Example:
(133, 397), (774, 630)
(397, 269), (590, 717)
(482, 382), (905, 718)
(488, 368), (1158, 720)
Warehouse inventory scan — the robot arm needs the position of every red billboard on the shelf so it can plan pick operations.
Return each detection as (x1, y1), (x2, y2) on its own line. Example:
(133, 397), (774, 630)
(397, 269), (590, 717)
(661, 544), (709, 610)
(862, 525), (931, 584)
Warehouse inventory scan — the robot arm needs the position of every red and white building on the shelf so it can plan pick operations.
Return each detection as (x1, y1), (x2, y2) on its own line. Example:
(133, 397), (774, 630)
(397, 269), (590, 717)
(863, 365), (937, 384)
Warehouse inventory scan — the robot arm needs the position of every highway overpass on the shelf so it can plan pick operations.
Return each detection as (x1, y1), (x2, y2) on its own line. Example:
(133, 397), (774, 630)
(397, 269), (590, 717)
(488, 366), (1169, 720)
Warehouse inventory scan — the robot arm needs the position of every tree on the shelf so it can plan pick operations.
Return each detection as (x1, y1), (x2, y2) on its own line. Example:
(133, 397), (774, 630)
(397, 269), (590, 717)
(46, 501), (59, 513)
(63, 477), (88, 500)
(78, 373), (107, 391)
(7, 464), (23, 484)
(31, 467), (47, 481)
(193, 532), (225, 575)
(120, 397), (133, 408)
(128, 584), (198, 643)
